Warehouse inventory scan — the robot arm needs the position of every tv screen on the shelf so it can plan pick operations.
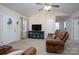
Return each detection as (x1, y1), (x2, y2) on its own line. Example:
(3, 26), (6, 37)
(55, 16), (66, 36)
(32, 24), (41, 31)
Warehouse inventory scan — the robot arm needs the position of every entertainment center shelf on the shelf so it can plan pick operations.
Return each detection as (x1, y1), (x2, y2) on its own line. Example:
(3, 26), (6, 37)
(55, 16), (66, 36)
(28, 31), (44, 39)
(28, 24), (44, 39)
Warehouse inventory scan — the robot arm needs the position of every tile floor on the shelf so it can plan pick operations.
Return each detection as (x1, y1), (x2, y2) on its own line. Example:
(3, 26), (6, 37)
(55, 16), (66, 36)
(9, 38), (79, 55)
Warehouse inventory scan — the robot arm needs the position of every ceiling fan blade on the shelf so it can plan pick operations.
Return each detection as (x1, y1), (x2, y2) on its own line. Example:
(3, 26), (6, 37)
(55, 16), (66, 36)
(51, 5), (60, 8)
(44, 3), (49, 5)
(38, 8), (43, 11)
(48, 10), (51, 12)
(36, 3), (43, 5)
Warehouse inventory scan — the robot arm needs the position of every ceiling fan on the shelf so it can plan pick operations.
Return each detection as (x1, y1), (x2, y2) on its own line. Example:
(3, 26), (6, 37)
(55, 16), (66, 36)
(36, 3), (60, 12)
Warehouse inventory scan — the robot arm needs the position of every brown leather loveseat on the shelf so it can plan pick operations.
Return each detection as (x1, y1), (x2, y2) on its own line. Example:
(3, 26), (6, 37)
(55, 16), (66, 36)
(46, 30), (69, 53)
(0, 45), (37, 55)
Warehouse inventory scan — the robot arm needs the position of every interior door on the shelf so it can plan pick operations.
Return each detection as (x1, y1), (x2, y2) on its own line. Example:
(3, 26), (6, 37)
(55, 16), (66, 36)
(74, 19), (79, 40)
(0, 14), (3, 45)
(21, 18), (27, 39)
(2, 14), (17, 44)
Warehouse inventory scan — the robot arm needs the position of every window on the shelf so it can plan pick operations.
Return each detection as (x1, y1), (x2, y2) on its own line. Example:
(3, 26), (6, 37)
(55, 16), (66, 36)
(64, 22), (66, 30)
(55, 22), (59, 30)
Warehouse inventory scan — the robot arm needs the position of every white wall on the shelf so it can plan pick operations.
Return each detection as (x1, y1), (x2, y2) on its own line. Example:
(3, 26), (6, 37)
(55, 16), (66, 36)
(0, 14), (3, 45)
(0, 5), (26, 45)
(72, 11), (79, 40)
(66, 10), (79, 40)
(28, 11), (68, 38)
(66, 16), (73, 40)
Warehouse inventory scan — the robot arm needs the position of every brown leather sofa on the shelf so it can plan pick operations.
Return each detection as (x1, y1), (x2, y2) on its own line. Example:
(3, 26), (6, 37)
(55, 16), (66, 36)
(0, 45), (36, 55)
(46, 30), (69, 53)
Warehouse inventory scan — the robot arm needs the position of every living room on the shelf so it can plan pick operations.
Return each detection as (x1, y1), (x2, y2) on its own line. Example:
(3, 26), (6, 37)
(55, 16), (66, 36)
(0, 3), (79, 55)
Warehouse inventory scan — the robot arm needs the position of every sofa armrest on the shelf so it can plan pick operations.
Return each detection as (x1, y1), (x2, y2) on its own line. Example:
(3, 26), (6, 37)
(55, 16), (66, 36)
(6, 47), (36, 55)
(46, 38), (64, 46)
(0, 45), (12, 55)
(22, 47), (37, 55)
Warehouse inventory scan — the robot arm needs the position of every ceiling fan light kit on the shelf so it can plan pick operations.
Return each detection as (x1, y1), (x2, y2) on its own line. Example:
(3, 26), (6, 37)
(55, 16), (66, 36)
(36, 3), (60, 11)
(44, 6), (51, 11)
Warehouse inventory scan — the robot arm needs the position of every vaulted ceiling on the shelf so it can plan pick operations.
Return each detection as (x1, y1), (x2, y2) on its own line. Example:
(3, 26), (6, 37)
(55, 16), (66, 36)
(1, 3), (79, 17)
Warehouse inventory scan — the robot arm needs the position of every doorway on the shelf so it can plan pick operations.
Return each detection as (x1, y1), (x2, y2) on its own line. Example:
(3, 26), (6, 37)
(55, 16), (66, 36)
(55, 16), (68, 31)
(20, 17), (27, 39)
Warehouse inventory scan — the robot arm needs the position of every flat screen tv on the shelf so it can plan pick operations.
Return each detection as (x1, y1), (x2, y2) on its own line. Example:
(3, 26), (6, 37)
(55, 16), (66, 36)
(32, 24), (41, 31)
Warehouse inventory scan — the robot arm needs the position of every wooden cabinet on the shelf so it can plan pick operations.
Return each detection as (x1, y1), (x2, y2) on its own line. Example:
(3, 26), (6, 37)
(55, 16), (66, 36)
(28, 31), (44, 39)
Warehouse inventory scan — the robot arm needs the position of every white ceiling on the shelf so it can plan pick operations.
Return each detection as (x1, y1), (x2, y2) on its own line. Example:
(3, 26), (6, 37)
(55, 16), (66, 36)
(1, 3), (79, 17)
